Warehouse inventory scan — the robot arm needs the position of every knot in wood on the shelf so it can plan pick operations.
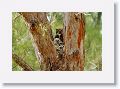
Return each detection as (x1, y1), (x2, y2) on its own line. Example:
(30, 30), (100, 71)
(73, 50), (79, 56)
(29, 19), (39, 31)
(30, 19), (38, 27)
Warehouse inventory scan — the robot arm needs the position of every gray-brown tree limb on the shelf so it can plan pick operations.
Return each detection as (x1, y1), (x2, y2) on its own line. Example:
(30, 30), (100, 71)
(12, 54), (33, 71)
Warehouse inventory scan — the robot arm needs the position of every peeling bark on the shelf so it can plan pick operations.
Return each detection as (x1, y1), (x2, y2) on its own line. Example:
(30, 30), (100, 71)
(64, 12), (85, 70)
(20, 12), (85, 71)
(21, 12), (58, 71)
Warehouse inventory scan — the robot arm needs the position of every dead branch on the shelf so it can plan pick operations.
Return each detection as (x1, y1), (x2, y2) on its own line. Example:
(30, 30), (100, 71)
(12, 54), (33, 71)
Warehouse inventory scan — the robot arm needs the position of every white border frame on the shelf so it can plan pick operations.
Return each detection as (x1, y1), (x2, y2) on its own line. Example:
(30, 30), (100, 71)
(0, 0), (114, 83)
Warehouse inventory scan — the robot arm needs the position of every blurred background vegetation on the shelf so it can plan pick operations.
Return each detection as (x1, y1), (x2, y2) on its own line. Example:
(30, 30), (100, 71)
(12, 12), (102, 71)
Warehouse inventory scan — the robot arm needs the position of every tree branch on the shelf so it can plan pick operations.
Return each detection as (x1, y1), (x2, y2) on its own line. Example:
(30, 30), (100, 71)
(12, 54), (33, 71)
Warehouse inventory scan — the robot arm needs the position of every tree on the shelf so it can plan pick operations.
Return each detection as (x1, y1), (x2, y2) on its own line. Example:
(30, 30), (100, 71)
(12, 54), (33, 71)
(63, 13), (85, 70)
(97, 12), (102, 25)
(20, 12), (58, 71)
(17, 12), (85, 71)
(89, 12), (102, 29)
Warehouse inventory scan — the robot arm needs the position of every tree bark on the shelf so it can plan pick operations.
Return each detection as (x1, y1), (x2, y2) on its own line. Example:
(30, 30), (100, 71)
(20, 12), (58, 71)
(20, 12), (85, 71)
(63, 12), (85, 70)
(12, 54), (33, 71)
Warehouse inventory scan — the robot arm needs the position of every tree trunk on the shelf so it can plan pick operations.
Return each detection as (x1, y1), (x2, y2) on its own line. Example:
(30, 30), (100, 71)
(63, 12), (85, 70)
(21, 12), (58, 71)
(20, 12), (85, 71)
(97, 12), (102, 25)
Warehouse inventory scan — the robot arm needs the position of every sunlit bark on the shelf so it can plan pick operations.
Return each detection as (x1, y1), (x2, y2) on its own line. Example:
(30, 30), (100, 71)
(21, 12), (58, 70)
(20, 12), (85, 71)
(63, 12), (85, 70)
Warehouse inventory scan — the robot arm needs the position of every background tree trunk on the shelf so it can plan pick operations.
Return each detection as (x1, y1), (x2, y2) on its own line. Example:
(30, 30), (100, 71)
(63, 12), (85, 70)
(97, 12), (102, 25)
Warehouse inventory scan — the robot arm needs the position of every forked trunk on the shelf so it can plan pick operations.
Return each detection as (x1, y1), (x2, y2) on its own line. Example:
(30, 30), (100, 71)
(21, 12), (85, 71)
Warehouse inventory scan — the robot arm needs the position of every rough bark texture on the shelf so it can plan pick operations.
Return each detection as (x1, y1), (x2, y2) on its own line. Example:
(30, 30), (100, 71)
(12, 54), (33, 71)
(21, 12), (58, 71)
(20, 12), (85, 71)
(64, 12), (85, 70)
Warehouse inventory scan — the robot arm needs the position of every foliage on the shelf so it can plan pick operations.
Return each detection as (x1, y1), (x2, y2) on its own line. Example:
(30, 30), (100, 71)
(47, 12), (64, 37)
(12, 12), (40, 71)
(84, 13), (102, 71)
